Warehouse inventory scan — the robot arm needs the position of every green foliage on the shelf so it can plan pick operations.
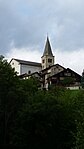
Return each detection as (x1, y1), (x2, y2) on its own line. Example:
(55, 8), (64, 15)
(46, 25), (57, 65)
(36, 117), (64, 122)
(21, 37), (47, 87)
(20, 77), (40, 95)
(9, 91), (72, 148)
(0, 56), (24, 145)
(9, 89), (76, 148)
(1, 55), (84, 148)
(72, 90), (84, 149)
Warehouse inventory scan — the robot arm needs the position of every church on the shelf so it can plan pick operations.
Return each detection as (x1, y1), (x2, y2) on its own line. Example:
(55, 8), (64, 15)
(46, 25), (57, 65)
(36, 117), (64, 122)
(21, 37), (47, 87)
(10, 37), (81, 90)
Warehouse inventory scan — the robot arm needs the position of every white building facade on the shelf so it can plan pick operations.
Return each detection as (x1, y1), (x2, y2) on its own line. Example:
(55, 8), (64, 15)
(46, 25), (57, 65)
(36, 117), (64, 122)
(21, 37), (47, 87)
(10, 58), (41, 75)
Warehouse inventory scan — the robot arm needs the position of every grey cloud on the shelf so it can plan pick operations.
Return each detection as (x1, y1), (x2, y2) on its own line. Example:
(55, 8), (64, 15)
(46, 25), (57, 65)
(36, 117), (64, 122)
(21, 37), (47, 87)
(0, 0), (84, 56)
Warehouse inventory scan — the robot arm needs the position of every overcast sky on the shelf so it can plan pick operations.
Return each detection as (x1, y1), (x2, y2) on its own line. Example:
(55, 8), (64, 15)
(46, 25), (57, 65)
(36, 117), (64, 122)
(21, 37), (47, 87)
(0, 0), (84, 74)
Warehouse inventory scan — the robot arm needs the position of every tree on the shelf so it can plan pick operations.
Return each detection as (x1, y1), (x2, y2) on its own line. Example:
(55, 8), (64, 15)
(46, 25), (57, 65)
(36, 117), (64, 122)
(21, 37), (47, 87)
(0, 56), (42, 146)
(20, 76), (40, 95)
(10, 89), (76, 148)
(72, 90), (84, 149)
(0, 55), (24, 145)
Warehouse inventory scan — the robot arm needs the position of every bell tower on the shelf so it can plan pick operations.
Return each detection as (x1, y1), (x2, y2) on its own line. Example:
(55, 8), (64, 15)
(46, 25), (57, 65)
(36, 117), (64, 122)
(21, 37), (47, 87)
(41, 36), (55, 70)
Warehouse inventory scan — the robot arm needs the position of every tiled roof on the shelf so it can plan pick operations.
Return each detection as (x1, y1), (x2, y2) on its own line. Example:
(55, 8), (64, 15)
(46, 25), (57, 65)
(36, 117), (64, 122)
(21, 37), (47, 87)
(19, 72), (41, 78)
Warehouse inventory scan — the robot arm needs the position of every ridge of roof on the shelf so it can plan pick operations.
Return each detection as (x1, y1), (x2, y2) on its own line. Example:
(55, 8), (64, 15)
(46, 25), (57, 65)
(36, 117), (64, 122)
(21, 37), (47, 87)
(41, 63), (66, 72)
(10, 58), (41, 67)
(66, 68), (81, 77)
(47, 67), (81, 79)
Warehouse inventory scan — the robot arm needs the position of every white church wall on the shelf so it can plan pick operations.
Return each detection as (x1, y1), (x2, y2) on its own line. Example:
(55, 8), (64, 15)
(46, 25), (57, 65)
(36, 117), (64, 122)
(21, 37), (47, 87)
(21, 64), (41, 75)
(10, 59), (20, 75)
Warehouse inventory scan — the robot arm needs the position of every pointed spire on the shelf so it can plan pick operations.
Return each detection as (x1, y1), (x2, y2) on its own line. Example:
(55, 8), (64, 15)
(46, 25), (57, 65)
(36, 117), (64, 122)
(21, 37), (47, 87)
(43, 36), (53, 56)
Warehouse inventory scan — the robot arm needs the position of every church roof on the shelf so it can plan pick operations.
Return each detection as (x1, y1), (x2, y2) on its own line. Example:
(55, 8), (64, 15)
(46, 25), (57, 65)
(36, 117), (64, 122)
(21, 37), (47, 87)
(43, 37), (53, 56)
(10, 58), (41, 67)
(19, 72), (41, 78)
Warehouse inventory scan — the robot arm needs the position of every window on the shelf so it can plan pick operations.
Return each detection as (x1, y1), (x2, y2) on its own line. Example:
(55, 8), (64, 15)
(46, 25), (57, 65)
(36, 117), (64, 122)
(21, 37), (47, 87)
(60, 77), (64, 80)
(64, 73), (71, 76)
(12, 62), (14, 65)
(48, 59), (52, 63)
(42, 59), (45, 63)
(28, 70), (31, 74)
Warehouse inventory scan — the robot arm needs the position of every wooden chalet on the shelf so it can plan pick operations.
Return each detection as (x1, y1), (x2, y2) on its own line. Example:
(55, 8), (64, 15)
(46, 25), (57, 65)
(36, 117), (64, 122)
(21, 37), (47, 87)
(47, 68), (81, 89)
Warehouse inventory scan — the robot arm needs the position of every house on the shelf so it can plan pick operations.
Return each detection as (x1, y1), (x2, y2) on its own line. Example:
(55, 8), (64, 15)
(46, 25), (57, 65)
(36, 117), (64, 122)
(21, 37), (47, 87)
(41, 64), (65, 89)
(10, 36), (81, 89)
(47, 68), (81, 90)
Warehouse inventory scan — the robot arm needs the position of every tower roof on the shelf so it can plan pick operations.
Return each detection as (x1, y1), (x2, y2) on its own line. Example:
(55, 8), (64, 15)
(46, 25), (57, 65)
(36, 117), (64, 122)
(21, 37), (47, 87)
(43, 37), (53, 56)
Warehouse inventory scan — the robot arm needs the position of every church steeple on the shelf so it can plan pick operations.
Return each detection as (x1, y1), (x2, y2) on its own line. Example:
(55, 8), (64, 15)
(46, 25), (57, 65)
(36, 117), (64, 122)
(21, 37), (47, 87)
(43, 36), (53, 56)
(41, 37), (55, 70)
